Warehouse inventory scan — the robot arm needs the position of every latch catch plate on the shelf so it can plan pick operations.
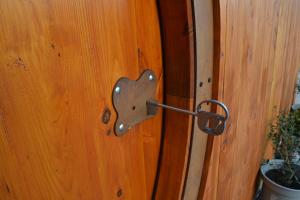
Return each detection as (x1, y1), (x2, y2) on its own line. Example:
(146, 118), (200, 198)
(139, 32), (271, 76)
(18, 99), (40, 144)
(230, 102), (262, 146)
(112, 70), (158, 136)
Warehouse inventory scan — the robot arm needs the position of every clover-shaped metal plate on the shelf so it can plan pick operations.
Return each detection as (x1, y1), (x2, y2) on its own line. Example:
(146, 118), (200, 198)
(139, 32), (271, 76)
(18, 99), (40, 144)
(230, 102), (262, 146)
(112, 70), (158, 136)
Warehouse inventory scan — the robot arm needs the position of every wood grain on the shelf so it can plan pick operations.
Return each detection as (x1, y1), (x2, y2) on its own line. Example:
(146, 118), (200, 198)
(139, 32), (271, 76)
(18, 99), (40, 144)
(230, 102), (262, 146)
(158, 0), (195, 98)
(0, 0), (163, 199)
(199, 0), (300, 199)
(154, 0), (195, 199)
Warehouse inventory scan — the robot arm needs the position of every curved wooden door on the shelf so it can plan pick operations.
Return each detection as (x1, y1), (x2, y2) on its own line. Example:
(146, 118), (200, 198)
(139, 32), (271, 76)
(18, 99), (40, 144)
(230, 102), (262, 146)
(0, 0), (163, 199)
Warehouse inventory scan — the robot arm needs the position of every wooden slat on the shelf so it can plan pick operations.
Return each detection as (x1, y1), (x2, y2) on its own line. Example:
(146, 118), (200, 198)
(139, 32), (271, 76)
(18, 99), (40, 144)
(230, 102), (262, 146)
(199, 0), (300, 199)
(154, 0), (195, 199)
(198, 0), (222, 199)
(183, 0), (214, 199)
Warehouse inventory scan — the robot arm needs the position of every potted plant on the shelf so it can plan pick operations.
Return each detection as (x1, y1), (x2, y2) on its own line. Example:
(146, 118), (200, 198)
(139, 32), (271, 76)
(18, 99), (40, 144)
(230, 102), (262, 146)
(260, 109), (300, 199)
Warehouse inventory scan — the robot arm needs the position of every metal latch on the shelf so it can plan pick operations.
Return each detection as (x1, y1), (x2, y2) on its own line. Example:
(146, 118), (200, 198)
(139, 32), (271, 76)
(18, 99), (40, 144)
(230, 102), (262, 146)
(112, 70), (229, 136)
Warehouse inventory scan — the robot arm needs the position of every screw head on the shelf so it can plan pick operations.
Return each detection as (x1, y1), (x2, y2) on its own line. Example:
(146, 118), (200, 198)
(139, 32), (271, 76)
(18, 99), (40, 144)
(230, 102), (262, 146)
(148, 74), (154, 81)
(115, 86), (121, 94)
(118, 123), (124, 131)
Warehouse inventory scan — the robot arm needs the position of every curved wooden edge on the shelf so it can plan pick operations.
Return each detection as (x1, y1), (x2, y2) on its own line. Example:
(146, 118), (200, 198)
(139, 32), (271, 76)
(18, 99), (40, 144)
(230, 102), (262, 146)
(198, 0), (221, 199)
(183, 0), (214, 199)
(153, 0), (196, 199)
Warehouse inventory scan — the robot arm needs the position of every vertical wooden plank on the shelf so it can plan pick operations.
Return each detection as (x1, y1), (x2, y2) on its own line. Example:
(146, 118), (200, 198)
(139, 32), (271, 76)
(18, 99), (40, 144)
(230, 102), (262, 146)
(199, 0), (300, 199)
(183, 0), (214, 199)
(199, 0), (225, 198)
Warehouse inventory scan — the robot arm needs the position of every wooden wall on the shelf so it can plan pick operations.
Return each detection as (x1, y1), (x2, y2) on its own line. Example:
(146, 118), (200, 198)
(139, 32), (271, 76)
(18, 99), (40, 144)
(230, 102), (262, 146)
(199, 0), (300, 199)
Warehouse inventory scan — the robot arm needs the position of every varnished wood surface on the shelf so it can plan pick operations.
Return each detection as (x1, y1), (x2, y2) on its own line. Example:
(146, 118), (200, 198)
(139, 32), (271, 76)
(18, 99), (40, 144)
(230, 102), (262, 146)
(199, 0), (300, 199)
(155, 0), (195, 199)
(158, 0), (195, 98)
(0, 0), (163, 199)
(155, 95), (194, 199)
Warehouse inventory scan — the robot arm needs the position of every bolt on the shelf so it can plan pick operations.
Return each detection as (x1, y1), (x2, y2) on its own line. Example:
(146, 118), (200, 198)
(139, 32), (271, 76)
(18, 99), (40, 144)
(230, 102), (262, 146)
(119, 123), (124, 131)
(115, 86), (121, 94)
(148, 74), (154, 81)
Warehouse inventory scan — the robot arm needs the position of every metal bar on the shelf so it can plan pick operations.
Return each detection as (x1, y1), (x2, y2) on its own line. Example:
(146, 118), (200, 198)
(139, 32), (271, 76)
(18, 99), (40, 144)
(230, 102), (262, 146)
(147, 100), (198, 116)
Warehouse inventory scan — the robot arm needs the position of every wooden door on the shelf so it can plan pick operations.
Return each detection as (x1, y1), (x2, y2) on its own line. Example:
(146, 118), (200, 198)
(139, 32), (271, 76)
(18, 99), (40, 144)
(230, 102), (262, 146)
(0, 0), (163, 199)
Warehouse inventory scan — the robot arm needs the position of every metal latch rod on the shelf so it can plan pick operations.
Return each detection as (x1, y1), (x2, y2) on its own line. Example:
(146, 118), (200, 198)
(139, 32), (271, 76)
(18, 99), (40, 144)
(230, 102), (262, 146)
(147, 99), (230, 119)
(147, 100), (198, 116)
(146, 98), (229, 136)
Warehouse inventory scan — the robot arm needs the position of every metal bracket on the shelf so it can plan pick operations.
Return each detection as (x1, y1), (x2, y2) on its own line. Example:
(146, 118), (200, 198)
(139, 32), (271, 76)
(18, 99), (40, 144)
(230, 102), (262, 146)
(112, 70), (158, 136)
(112, 70), (229, 136)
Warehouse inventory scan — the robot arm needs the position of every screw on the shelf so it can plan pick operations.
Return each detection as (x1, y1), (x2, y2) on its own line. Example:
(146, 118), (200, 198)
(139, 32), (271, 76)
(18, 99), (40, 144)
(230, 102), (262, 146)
(115, 86), (121, 94)
(119, 123), (124, 131)
(148, 74), (154, 81)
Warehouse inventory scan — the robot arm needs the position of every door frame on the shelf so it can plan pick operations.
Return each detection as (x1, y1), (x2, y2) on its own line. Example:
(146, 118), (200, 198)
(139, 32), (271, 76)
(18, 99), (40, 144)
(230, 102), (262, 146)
(154, 0), (195, 199)
(154, 0), (219, 199)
